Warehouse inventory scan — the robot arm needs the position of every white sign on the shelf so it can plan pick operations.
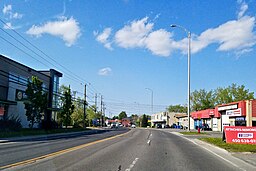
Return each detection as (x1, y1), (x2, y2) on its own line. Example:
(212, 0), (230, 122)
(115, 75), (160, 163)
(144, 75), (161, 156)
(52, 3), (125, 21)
(218, 104), (237, 111)
(226, 108), (242, 116)
(238, 133), (253, 139)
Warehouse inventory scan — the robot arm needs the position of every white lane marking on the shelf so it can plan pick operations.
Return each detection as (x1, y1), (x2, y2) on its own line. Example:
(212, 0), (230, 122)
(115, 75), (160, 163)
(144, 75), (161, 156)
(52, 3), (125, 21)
(150, 133), (152, 137)
(0, 142), (17, 145)
(168, 132), (246, 171)
(125, 158), (139, 171)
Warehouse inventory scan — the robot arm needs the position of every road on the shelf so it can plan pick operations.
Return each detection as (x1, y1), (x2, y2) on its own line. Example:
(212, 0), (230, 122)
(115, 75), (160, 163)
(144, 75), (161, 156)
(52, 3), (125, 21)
(1, 128), (254, 171)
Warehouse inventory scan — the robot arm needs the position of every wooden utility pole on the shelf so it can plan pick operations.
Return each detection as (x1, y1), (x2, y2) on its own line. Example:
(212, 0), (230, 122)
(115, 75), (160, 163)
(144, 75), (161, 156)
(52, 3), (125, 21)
(83, 84), (87, 129)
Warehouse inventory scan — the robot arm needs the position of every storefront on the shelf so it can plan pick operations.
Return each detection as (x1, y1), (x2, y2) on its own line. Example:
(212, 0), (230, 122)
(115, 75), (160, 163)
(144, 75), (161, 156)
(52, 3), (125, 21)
(191, 109), (215, 130)
(217, 101), (247, 131)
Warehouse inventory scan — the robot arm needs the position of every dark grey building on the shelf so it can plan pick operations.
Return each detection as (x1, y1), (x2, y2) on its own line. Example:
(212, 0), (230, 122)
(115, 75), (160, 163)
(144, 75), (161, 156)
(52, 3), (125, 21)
(0, 54), (62, 128)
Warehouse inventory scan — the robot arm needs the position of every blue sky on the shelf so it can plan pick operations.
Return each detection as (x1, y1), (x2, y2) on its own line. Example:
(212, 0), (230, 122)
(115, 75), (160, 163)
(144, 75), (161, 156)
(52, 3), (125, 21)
(1, 0), (256, 116)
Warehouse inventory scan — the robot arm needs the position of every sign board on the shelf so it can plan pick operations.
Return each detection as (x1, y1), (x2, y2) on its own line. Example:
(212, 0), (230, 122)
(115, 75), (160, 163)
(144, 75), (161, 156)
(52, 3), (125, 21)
(218, 104), (237, 111)
(15, 89), (27, 101)
(226, 108), (242, 116)
(224, 126), (256, 144)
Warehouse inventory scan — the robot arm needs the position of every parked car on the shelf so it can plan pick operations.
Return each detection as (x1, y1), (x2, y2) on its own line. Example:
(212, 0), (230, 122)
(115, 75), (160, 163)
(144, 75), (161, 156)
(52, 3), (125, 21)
(131, 124), (136, 128)
(164, 125), (170, 128)
(170, 124), (177, 128)
(156, 124), (162, 128)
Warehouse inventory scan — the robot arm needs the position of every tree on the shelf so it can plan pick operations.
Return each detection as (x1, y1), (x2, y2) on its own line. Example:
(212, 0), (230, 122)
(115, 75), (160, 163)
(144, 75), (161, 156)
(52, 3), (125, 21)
(141, 114), (148, 127)
(118, 111), (127, 120)
(71, 97), (84, 128)
(131, 114), (139, 123)
(87, 105), (101, 126)
(112, 116), (119, 120)
(190, 89), (215, 111)
(24, 76), (48, 128)
(215, 84), (254, 105)
(167, 104), (187, 113)
(59, 86), (75, 128)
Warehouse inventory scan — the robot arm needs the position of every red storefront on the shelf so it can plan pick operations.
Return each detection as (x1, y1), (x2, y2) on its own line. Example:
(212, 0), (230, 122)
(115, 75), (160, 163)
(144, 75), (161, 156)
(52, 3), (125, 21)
(191, 100), (256, 131)
(191, 109), (215, 130)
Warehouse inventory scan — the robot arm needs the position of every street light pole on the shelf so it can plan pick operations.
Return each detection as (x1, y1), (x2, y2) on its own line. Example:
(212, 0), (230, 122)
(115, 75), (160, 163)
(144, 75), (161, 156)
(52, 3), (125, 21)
(145, 88), (153, 116)
(170, 24), (191, 131)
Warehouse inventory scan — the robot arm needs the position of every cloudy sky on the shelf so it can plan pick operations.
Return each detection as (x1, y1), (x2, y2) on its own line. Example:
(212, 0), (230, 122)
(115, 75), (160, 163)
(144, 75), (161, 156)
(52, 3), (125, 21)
(1, 0), (256, 116)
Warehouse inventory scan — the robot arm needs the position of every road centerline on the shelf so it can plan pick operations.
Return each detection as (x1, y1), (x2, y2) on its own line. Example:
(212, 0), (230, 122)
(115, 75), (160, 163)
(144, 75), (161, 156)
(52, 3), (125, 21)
(0, 130), (131, 170)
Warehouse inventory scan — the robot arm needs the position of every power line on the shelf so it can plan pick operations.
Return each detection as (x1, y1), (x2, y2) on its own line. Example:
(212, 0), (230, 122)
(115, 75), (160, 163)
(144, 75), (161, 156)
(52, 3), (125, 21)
(0, 18), (100, 96)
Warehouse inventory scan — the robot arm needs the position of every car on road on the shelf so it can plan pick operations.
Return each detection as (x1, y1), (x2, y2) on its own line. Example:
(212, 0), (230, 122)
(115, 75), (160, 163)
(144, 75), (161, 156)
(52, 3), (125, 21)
(131, 124), (136, 128)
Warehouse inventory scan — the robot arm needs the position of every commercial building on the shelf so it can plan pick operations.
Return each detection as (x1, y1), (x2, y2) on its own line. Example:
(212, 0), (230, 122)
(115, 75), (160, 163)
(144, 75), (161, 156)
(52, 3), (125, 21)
(151, 111), (189, 128)
(0, 54), (62, 128)
(191, 100), (256, 131)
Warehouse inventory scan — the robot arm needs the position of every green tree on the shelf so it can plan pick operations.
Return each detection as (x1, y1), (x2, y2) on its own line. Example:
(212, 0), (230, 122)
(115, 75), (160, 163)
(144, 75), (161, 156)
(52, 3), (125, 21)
(87, 105), (101, 126)
(59, 86), (75, 128)
(141, 114), (148, 127)
(112, 116), (119, 120)
(215, 84), (254, 105)
(71, 98), (84, 128)
(24, 76), (48, 128)
(167, 104), (187, 113)
(190, 89), (215, 111)
(118, 111), (127, 120)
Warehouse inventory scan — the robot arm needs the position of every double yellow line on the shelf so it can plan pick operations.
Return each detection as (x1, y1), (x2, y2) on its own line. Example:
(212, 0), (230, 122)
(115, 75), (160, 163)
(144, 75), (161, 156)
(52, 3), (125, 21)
(0, 130), (130, 170)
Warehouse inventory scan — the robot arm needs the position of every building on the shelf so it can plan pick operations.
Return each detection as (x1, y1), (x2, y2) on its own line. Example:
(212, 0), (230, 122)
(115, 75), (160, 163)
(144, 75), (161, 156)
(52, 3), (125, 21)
(0, 54), (62, 128)
(121, 117), (131, 127)
(191, 100), (256, 131)
(151, 111), (188, 128)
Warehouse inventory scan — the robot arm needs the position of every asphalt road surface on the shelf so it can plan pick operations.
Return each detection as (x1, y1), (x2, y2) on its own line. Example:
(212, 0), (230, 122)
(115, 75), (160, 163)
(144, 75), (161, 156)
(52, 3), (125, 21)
(1, 128), (253, 171)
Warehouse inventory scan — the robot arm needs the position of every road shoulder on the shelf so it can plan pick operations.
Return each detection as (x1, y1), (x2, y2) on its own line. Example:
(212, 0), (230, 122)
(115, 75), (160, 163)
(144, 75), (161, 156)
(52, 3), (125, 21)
(169, 131), (256, 171)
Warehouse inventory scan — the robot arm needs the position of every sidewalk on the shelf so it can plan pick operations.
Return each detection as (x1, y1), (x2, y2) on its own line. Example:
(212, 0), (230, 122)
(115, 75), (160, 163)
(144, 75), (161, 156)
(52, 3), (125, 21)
(168, 129), (256, 169)
(0, 127), (112, 143)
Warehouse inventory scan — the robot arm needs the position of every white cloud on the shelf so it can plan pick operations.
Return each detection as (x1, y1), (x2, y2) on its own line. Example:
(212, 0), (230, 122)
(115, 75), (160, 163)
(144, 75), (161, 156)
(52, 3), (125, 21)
(98, 67), (112, 76)
(115, 17), (153, 48)
(190, 16), (256, 53)
(2, 4), (23, 19)
(96, 8), (255, 57)
(3, 22), (14, 29)
(12, 12), (23, 19)
(2, 5), (12, 15)
(237, 1), (248, 19)
(94, 28), (113, 50)
(26, 17), (81, 47)
(145, 29), (176, 57)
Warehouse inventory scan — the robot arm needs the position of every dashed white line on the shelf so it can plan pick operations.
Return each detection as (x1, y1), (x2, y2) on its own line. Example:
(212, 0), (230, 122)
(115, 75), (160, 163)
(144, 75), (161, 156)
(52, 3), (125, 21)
(125, 158), (139, 171)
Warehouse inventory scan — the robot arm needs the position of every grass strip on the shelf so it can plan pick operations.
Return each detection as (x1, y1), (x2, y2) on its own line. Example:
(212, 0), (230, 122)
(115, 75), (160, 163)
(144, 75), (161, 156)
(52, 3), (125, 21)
(180, 131), (208, 135)
(200, 137), (256, 153)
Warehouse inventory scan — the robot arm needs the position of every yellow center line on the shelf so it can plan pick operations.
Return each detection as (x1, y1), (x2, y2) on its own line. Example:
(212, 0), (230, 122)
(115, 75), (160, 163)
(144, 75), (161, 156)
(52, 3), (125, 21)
(0, 130), (131, 170)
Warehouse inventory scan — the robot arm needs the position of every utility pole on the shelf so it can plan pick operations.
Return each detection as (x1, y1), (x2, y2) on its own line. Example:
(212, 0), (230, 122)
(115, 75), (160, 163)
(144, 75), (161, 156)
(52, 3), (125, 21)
(100, 95), (103, 127)
(94, 93), (97, 113)
(83, 84), (87, 129)
(103, 103), (106, 126)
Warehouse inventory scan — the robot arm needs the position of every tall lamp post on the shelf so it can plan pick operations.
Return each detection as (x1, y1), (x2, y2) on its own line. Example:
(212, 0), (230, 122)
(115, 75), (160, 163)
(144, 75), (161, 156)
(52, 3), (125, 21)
(145, 88), (153, 116)
(170, 24), (191, 131)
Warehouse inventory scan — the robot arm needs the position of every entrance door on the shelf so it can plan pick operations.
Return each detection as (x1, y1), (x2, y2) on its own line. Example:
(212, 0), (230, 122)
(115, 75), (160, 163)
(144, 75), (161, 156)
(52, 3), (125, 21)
(221, 115), (230, 131)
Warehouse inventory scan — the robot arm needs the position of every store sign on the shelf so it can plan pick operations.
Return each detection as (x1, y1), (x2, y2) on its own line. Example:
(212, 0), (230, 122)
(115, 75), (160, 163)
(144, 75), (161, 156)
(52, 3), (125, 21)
(218, 104), (237, 111)
(15, 89), (27, 101)
(224, 126), (256, 144)
(226, 108), (242, 116)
